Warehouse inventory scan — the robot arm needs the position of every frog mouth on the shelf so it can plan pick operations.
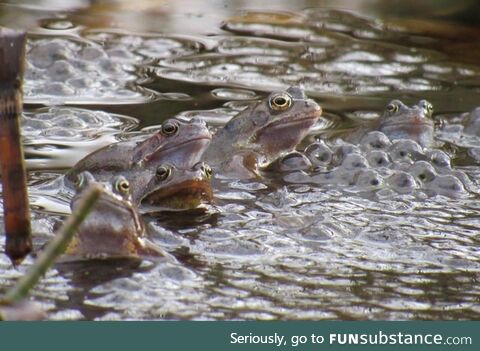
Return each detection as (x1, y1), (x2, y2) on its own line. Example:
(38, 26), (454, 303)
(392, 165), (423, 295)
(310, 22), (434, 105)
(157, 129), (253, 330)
(161, 134), (212, 153)
(258, 103), (321, 134)
(381, 114), (433, 128)
(143, 136), (211, 165)
(380, 121), (434, 135)
(140, 179), (213, 211)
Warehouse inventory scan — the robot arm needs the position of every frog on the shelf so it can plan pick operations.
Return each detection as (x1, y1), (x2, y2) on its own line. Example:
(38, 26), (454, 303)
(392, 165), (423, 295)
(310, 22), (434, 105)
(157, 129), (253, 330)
(202, 86), (322, 178)
(65, 117), (212, 184)
(64, 171), (168, 259)
(132, 162), (214, 212)
(375, 99), (435, 148)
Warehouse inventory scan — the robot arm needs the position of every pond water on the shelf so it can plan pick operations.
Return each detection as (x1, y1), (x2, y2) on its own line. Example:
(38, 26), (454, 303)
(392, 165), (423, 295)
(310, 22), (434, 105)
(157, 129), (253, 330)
(1, 0), (480, 320)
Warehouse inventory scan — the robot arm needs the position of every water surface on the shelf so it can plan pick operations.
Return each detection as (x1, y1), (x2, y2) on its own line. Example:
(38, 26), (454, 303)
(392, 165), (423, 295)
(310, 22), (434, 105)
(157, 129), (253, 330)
(1, 0), (480, 320)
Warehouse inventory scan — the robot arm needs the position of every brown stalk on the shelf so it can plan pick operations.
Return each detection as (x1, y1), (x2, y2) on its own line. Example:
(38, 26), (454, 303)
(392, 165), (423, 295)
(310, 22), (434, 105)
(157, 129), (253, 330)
(0, 28), (31, 265)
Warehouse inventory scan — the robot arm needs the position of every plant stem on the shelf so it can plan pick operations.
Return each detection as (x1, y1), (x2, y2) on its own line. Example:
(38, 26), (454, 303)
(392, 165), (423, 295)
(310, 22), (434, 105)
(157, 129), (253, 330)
(0, 27), (30, 265)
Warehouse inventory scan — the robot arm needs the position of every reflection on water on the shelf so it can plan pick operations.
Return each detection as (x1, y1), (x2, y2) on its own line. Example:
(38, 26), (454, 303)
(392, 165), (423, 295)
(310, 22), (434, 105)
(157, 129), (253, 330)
(1, 0), (480, 320)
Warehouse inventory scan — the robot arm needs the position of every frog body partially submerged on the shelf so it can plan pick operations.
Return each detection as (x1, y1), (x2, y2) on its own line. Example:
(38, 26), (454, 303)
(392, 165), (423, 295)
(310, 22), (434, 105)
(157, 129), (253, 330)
(59, 117), (214, 212)
(65, 172), (167, 259)
(203, 86), (322, 177)
(132, 162), (214, 212)
(65, 118), (212, 184)
(376, 99), (435, 147)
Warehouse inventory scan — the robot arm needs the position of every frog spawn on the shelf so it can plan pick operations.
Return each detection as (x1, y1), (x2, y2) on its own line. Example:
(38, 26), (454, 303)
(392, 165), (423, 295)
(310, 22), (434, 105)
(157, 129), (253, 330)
(436, 107), (480, 163)
(278, 131), (473, 198)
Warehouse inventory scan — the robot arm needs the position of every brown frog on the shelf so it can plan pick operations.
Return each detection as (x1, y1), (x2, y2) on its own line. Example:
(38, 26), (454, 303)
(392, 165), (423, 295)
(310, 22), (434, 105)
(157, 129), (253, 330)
(65, 118), (212, 184)
(135, 162), (213, 212)
(375, 99), (434, 147)
(203, 86), (322, 177)
(64, 171), (167, 259)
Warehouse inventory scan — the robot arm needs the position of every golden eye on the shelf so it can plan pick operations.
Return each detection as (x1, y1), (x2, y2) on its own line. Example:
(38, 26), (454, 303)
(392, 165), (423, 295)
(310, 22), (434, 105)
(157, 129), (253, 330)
(114, 177), (130, 195)
(419, 100), (433, 116)
(269, 93), (292, 111)
(201, 163), (213, 179)
(161, 121), (179, 136)
(386, 102), (398, 114)
(156, 165), (172, 181)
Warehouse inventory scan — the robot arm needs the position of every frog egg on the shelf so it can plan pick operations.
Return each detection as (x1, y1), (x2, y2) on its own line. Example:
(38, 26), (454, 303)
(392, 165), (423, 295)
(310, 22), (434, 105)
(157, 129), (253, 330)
(38, 82), (75, 96)
(426, 174), (466, 197)
(47, 60), (76, 81)
(449, 170), (473, 191)
(28, 40), (70, 69)
(425, 149), (451, 169)
(304, 141), (332, 166)
(42, 126), (77, 137)
(331, 143), (361, 165)
(68, 77), (93, 89)
(387, 171), (418, 193)
(21, 117), (49, 132)
(79, 46), (108, 61)
(277, 151), (312, 172)
(366, 150), (391, 168)
(339, 153), (369, 170)
(408, 161), (437, 183)
(388, 139), (424, 162)
(54, 116), (88, 129)
(353, 169), (384, 188)
(76, 111), (102, 125)
(360, 131), (392, 151)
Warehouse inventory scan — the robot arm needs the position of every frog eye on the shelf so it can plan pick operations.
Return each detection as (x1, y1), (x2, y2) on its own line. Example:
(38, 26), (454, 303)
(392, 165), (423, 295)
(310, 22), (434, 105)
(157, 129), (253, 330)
(196, 162), (213, 179)
(386, 102), (399, 114)
(419, 100), (434, 116)
(269, 93), (292, 111)
(156, 165), (172, 181)
(161, 120), (179, 136)
(114, 177), (130, 195)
